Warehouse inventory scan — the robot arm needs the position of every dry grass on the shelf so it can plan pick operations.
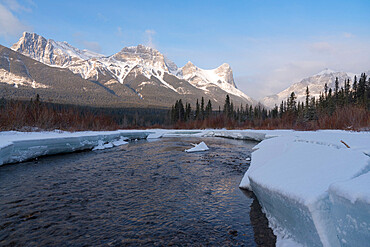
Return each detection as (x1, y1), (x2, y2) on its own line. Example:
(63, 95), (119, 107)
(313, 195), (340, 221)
(170, 106), (369, 131)
(1, 100), (368, 132)
(0, 100), (119, 131)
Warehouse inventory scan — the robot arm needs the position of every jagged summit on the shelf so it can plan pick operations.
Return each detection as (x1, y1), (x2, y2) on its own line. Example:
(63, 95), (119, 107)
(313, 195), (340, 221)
(11, 32), (104, 67)
(315, 68), (337, 76)
(112, 44), (178, 74)
(118, 44), (160, 55)
(181, 61), (236, 87)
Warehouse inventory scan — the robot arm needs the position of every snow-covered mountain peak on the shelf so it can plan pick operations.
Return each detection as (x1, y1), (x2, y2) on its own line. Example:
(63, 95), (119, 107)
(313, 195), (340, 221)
(261, 69), (359, 108)
(112, 44), (177, 74)
(118, 44), (161, 56)
(184, 61), (195, 66)
(213, 63), (236, 88)
(179, 61), (253, 103)
(181, 61), (198, 73)
(216, 63), (231, 70)
(11, 32), (104, 67)
(315, 68), (336, 76)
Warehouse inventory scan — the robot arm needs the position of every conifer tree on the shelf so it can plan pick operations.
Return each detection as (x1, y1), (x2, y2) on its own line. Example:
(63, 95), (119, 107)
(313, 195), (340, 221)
(201, 97), (205, 119)
(223, 95), (231, 117)
(195, 99), (200, 119)
(334, 77), (339, 100)
(357, 73), (367, 105)
(287, 92), (297, 113)
(345, 79), (350, 104)
(353, 75), (358, 102)
(205, 100), (212, 118)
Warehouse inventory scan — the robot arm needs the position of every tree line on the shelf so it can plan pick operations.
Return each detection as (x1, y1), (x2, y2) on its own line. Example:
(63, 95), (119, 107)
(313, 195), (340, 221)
(169, 73), (369, 130)
(0, 95), (168, 131)
(1, 73), (368, 131)
(273, 73), (369, 129)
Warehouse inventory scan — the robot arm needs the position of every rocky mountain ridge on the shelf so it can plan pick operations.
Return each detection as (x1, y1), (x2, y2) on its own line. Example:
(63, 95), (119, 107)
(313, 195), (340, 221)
(7, 32), (255, 107)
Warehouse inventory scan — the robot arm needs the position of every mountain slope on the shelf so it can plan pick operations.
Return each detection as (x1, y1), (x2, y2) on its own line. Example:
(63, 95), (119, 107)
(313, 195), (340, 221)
(0, 45), (147, 107)
(261, 69), (361, 108)
(9, 32), (255, 108)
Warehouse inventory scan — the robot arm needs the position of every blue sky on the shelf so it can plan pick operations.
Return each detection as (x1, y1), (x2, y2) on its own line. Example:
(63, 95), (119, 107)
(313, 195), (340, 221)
(1, 0), (370, 99)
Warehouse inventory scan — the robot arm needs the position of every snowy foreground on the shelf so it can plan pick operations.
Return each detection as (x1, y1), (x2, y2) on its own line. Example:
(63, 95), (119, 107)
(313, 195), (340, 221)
(1, 129), (369, 246)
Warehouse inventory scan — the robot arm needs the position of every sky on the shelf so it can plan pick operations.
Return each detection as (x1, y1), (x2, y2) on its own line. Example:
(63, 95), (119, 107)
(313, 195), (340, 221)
(1, 0), (370, 100)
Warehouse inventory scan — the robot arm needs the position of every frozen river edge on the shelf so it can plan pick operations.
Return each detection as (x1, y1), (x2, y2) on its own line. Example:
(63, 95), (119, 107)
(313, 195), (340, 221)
(0, 130), (152, 165)
(1, 129), (369, 246)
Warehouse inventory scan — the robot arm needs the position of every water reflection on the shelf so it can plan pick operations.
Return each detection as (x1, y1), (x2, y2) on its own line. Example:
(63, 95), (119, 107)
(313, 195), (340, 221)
(241, 189), (277, 247)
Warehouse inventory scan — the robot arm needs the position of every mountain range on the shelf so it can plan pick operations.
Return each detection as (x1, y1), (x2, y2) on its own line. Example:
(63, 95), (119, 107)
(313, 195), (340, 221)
(1, 32), (255, 108)
(1, 32), (368, 110)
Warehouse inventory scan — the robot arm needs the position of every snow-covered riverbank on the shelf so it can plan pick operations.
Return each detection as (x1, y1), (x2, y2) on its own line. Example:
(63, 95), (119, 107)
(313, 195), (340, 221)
(0, 130), (151, 165)
(1, 128), (369, 246)
(238, 130), (370, 247)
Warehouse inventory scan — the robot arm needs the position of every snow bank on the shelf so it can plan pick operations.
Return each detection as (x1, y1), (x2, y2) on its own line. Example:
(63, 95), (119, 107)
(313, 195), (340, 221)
(185, 141), (209, 153)
(0, 130), (150, 165)
(240, 130), (370, 246)
(204, 130), (266, 141)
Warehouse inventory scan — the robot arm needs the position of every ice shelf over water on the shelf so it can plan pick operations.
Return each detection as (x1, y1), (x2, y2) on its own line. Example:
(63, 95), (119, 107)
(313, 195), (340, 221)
(0, 130), (151, 165)
(0, 128), (369, 246)
(239, 130), (370, 247)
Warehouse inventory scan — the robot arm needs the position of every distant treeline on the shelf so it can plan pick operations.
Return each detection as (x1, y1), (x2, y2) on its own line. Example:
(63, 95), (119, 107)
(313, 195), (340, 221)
(0, 95), (168, 131)
(169, 73), (370, 130)
(1, 73), (369, 131)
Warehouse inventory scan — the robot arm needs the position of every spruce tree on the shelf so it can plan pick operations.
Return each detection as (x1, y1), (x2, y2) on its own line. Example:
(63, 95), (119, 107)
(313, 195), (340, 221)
(201, 97), (205, 119)
(357, 73), (367, 105)
(344, 79), (350, 104)
(334, 77), (339, 100)
(353, 75), (358, 103)
(195, 99), (200, 120)
(287, 92), (297, 113)
(223, 95), (231, 117)
(205, 100), (212, 118)
(279, 101), (284, 118)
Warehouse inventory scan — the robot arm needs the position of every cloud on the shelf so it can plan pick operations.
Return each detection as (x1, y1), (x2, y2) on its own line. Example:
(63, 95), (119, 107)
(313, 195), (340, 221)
(343, 32), (354, 38)
(97, 12), (108, 22)
(0, 3), (30, 39)
(82, 41), (102, 53)
(224, 33), (370, 100)
(309, 42), (334, 54)
(2, 0), (31, 12)
(116, 26), (123, 37)
(145, 29), (156, 48)
(73, 32), (102, 53)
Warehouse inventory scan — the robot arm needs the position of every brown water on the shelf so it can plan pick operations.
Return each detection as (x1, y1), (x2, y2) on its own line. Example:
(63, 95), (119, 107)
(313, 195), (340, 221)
(0, 137), (275, 246)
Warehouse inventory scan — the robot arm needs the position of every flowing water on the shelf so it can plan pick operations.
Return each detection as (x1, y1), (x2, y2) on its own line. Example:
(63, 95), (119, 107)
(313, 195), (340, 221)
(0, 137), (275, 246)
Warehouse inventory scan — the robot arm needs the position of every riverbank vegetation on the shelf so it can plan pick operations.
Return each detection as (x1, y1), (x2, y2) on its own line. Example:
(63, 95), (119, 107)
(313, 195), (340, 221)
(0, 96), (167, 131)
